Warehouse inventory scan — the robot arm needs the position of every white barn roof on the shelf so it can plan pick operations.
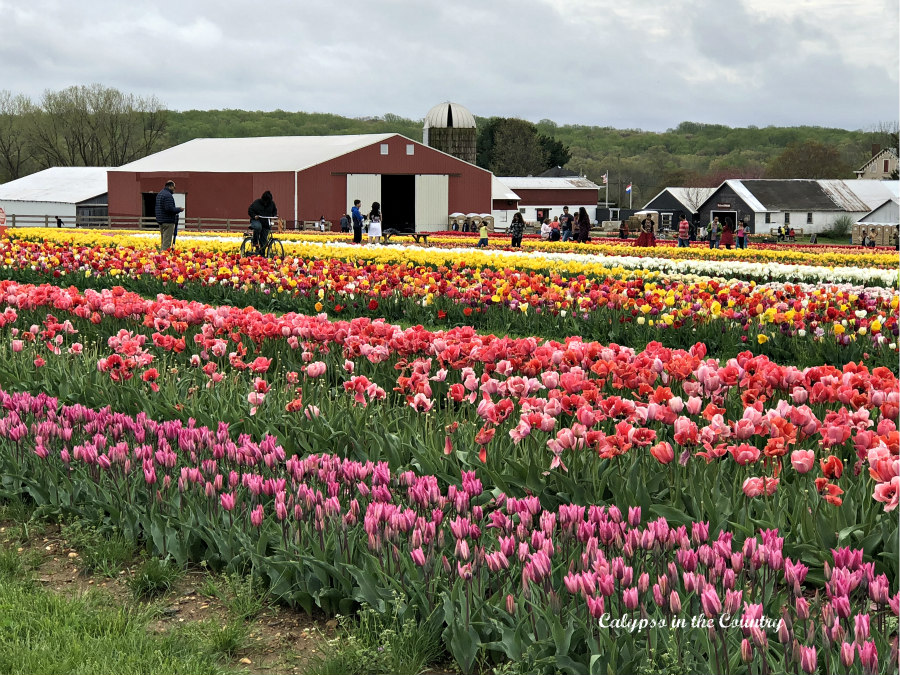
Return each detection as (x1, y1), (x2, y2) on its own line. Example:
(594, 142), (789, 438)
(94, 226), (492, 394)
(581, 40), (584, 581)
(491, 177), (520, 201)
(497, 176), (600, 190)
(116, 134), (396, 173)
(0, 167), (111, 203)
(821, 179), (899, 211)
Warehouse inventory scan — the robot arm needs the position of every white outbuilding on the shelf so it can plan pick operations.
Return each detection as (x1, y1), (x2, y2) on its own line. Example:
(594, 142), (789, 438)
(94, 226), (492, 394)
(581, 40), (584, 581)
(0, 167), (111, 227)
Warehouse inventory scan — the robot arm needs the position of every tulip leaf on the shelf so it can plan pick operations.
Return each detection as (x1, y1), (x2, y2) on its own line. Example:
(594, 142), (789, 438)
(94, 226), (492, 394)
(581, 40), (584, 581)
(648, 504), (690, 527)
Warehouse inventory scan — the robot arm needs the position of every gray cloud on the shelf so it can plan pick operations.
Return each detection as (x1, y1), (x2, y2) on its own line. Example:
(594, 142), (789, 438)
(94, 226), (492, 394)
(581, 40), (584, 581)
(0, 0), (895, 130)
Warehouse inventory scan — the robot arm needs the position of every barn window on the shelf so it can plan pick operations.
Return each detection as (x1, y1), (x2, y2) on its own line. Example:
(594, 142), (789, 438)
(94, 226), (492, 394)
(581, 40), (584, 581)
(885, 159), (891, 173)
(784, 213), (790, 225)
(380, 144), (389, 155)
(406, 144), (415, 155)
(661, 213), (672, 226)
(765, 213), (771, 224)
(806, 212), (813, 224)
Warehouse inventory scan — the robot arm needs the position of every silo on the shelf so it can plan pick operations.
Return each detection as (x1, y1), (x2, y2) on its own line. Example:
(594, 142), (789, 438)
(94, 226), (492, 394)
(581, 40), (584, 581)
(423, 102), (477, 164)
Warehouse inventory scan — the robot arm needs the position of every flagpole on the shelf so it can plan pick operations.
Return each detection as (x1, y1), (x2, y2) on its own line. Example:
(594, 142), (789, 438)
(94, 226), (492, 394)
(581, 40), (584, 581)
(629, 181), (633, 209)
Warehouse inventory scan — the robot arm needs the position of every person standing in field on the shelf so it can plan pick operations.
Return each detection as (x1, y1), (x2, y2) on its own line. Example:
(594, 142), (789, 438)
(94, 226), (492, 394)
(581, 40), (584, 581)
(677, 215), (690, 247)
(735, 221), (746, 249)
(477, 220), (489, 247)
(351, 199), (364, 244)
(559, 206), (574, 242)
(509, 212), (525, 247)
(155, 180), (183, 251)
(576, 207), (591, 243)
(708, 216), (721, 249)
(367, 202), (382, 244)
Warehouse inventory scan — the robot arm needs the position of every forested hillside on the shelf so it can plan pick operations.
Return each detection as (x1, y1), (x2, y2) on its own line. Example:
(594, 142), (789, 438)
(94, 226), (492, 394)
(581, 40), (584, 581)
(167, 110), (894, 204)
(1, 85), (895, 206)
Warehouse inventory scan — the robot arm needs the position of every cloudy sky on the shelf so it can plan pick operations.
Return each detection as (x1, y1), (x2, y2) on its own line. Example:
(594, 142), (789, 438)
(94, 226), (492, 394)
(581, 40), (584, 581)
(1, 0), (896, 131)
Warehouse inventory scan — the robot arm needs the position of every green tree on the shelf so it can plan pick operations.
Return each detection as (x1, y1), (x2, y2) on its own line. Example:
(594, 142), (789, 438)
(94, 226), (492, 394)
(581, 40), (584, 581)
(766, 140), (852, 179)
(488, 119), (547, 175)
(476, 117), (570, 175)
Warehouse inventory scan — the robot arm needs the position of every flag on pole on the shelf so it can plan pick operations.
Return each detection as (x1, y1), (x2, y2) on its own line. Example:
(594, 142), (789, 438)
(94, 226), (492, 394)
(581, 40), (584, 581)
(625, 183), (632, 194)
(602, 172), (608, 185)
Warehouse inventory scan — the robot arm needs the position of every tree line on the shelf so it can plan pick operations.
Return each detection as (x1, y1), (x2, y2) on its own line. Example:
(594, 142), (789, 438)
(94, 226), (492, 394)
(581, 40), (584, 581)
(1, 85), (896, 207)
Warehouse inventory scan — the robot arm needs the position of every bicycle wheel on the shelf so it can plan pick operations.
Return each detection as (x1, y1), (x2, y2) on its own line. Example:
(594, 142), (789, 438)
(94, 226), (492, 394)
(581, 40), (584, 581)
(240, 236), (255, 257)
(266, 239), (284, 259)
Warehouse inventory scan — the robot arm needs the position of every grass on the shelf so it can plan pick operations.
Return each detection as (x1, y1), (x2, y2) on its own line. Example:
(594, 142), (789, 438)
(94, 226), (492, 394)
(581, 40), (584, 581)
(305, 596), (443, 675)
(0, 552), (233, 675)
(128, 556), (184, 600)
(60, 519), (138, 577)
(200, 572), (270, 622)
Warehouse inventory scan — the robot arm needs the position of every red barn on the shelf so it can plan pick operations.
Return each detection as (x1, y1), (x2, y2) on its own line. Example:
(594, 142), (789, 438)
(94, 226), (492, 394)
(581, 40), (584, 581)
(109, 134), (492, 232)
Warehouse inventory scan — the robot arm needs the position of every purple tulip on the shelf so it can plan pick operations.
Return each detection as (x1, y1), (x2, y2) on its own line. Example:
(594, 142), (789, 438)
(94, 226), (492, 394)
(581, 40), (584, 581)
(701, 587), (721, 618)
(410, 548), (426, 567)
(799, 645), (817, 674)
(741, 638), (753, 663)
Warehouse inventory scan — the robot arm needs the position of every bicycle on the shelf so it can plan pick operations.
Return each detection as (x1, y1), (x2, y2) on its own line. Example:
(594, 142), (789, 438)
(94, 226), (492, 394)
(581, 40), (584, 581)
(240, 216), (285, 258)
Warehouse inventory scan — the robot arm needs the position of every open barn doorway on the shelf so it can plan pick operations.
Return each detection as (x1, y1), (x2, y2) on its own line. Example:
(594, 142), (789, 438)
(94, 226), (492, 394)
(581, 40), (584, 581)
(382, 175), (415, 232)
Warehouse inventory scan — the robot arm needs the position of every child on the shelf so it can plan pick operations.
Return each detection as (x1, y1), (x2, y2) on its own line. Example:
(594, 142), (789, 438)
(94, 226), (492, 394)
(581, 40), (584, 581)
(477, 221), (489, 247)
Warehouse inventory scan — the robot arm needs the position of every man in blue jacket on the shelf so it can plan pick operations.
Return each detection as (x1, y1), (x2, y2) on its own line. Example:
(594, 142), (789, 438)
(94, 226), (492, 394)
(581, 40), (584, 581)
(350, 199), (364, 244)
(155, 180), (183, 250)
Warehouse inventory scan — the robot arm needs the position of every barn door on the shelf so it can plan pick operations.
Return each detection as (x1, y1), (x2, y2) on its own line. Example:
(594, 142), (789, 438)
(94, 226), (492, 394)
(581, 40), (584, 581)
(414, 175), (449, 232)
(346, 174), (381, 217)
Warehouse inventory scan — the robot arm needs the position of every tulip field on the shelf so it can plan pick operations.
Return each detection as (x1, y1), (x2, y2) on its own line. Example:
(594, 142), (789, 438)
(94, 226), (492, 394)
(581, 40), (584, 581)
(0, 228), (897, 674)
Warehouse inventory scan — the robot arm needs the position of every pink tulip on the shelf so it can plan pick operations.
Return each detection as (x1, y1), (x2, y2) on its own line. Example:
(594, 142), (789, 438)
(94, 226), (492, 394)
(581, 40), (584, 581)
(700, 587), (721, 618)
(790, 449), (816, 474)
(840, 642), (855, 668)
(410, 548), (426, 566)
(220, 493), (235, 511)
(741, 638), (753, 663)
(250, 504), (264, 527)
(11, 339), (23, 352)
(857, 641), (878, 675)
(650, 441), (675, 464)
(622, 587), (638, 610)
(305, 361), (326, 378)
(669, 591), (682, 614)
(742, 477), (765, 498)
(799, 645), (817, 674)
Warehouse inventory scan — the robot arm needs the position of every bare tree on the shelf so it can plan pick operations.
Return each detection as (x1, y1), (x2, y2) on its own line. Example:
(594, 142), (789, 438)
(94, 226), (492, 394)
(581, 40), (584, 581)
(0, 91), (38, 181)
(25, 84), (168, 169)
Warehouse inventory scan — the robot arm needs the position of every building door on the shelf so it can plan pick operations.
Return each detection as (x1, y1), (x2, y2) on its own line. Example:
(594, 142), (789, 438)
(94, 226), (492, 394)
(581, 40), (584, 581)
(382, 175), (416, 232)
(415, 175), (448, 232)
(346, 174), (381, 219)
(711, 210), (737, 231)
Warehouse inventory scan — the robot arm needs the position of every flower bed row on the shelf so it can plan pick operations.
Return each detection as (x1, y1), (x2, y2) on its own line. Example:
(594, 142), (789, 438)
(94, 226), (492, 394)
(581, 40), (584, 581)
(1, 240), (897, 364)
(0, 281), (896, 571)
(0, 387), (896, 674)
(33, 227), (898, 270)
(12, 229), (900, 286)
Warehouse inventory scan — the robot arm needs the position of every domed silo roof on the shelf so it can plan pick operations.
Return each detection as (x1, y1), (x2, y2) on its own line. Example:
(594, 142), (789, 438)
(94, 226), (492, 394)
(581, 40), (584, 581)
(424, 102), (476, 129)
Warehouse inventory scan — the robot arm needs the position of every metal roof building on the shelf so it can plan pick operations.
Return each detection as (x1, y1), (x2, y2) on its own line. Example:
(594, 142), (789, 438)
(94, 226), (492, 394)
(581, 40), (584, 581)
(696, 179), (899, 235)
(109, 134), (492, 232)
(495, 176), (601, 225)
(0, 167), (111, 225)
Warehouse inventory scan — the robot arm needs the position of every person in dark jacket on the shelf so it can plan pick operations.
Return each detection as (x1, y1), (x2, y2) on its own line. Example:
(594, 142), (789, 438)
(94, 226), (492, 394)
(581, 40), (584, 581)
(576, 207), (591, 243)
(340, 213), (351, 233)
(351, 199), (364, 244)
(508, 212), (525, 247)
(248, 190), (278, 252)
(155, 180), (183, 251)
